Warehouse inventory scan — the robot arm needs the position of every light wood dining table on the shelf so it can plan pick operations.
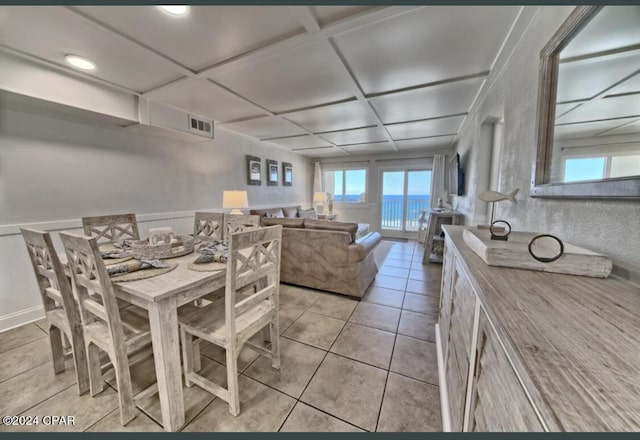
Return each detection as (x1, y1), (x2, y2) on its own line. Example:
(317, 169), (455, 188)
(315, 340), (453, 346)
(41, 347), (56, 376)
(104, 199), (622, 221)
(61, 251), (227, 432)
(112, 253), (227, 431)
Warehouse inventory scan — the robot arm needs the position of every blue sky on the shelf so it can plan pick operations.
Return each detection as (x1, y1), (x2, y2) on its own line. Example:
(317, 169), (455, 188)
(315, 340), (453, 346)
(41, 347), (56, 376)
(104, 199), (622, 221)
(382, 170), (431, 196)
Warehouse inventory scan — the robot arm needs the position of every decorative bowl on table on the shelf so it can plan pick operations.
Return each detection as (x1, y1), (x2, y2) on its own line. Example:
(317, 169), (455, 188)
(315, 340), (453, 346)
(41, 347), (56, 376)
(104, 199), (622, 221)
(130, 235), (195, 260)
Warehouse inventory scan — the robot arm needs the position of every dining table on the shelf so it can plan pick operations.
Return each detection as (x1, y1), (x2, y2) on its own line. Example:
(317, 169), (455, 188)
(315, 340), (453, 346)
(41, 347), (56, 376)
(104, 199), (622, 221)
(116, 252), (229, 431)
(61, 250), (228, 432)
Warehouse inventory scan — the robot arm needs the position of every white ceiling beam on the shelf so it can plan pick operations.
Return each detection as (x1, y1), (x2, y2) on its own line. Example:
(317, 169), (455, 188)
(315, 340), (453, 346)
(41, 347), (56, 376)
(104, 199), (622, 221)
(287, 6), (400, 152)
(320, 6), (423, 37)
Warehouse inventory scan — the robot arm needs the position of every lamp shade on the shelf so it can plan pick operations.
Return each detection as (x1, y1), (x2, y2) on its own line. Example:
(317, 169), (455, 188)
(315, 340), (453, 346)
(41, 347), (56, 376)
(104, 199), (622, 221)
(223, 190), (248, 215)
(313, 192), (328, 203)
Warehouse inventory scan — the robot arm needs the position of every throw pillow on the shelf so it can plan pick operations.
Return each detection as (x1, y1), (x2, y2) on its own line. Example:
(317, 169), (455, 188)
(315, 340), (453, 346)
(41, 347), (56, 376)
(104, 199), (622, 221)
(264, 208), (285, 218)
(283, 206), (300, 218)
(297, 208), (318, 219)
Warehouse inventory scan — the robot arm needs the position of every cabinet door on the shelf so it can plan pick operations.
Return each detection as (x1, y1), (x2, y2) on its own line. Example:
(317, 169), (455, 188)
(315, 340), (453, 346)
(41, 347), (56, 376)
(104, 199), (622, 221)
(444, 260), (478, 431)
(439, 241), (455, 356)
(468, 309), (544, 432)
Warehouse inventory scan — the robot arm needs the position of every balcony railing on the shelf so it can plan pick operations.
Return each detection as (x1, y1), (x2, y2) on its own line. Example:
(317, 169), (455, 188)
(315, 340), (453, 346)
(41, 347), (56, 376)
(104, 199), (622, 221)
(381, 197), (430, 231)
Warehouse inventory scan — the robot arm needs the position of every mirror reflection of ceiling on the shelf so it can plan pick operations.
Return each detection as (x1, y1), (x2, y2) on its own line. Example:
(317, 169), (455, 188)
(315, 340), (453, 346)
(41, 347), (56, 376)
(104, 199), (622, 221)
(551, 6), (640, 183)
(555, 6), (640, 140)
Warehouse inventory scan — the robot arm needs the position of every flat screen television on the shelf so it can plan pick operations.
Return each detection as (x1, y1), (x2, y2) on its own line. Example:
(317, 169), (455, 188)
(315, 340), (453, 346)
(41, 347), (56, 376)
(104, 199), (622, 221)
(448, 153), (464, 196)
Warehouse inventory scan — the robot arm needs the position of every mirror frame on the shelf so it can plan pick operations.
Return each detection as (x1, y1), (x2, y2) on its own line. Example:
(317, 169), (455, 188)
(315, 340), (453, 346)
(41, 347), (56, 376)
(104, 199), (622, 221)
(531, 5), (640, 199)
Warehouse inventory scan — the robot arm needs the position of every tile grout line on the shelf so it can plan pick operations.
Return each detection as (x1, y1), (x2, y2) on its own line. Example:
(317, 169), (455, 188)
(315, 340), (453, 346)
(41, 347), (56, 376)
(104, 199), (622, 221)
(275, 298), (356, 432)
(181, 286), (325, 431)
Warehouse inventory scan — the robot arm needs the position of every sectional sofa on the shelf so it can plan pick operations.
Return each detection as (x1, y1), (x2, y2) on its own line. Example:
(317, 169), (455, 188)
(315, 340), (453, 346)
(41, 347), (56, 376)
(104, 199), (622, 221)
(250, 207), (381, 297)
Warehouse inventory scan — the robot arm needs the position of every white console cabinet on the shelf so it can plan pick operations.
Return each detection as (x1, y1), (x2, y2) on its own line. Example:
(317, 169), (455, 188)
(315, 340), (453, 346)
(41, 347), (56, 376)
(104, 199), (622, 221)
(438, 226), (640, 432)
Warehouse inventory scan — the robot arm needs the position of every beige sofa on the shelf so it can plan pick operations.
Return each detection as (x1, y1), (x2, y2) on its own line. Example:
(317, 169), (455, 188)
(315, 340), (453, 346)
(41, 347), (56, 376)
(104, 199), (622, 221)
(250, 209), (381, 298)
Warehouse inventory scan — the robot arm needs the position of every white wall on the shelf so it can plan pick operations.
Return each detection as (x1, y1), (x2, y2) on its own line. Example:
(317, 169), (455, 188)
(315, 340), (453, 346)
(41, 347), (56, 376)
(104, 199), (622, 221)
(450, 6), (640, 280)
(0, 100), (312, 330)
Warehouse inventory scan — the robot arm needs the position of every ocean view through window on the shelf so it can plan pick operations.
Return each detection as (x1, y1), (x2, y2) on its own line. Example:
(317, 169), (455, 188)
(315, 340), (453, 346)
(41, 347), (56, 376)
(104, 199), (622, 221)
(381, 170), (431, 231)
(324, 169), (367, 203)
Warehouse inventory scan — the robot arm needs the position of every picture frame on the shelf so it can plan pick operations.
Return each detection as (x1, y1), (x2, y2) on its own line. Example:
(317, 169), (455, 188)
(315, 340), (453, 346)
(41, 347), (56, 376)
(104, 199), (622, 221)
(246, 155), (261, 186)
(283, 162), (293, 186)
(266, 159), (278, 186)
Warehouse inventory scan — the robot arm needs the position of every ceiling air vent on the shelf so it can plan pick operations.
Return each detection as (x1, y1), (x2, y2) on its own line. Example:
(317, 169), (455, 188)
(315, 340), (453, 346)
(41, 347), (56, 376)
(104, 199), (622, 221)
(188, 114), (213, 137)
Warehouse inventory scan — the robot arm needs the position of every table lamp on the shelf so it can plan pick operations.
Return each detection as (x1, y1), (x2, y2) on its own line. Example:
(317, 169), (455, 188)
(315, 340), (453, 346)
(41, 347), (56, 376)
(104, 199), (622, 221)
(313, 191), (327, 213)
(223, 190), (248, 215)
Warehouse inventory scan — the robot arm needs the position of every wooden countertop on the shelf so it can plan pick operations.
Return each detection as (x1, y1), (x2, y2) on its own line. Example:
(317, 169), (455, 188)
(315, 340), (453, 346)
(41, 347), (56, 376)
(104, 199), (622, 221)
(443, 225), (640, 431)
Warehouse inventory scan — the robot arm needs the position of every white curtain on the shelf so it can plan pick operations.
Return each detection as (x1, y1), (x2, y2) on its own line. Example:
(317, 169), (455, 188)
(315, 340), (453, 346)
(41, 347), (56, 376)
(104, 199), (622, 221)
(313, 161), (323, 193)
(430, 154), (447, 210)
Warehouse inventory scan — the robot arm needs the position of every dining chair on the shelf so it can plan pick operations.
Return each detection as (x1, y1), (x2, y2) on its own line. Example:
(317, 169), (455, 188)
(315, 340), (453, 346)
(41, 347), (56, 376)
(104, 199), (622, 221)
(59, 231), (156, 426)
(82, 213), (140, 244)
(20, 228), (90, 396)
(193, 212), (224, 242)
(223, 214), (260, 240)
(178, 225), (282, 416)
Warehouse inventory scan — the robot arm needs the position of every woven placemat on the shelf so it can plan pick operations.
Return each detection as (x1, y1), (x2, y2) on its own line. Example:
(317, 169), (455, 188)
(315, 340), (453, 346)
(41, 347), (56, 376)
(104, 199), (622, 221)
(111, 262), (178, 282)
(188, 261), (226, 272)
(104, 256), (133, 266)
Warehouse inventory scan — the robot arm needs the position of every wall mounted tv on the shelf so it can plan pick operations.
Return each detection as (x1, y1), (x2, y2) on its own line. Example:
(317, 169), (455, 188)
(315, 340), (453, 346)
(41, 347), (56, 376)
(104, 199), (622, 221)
(448, 153), (464, 196)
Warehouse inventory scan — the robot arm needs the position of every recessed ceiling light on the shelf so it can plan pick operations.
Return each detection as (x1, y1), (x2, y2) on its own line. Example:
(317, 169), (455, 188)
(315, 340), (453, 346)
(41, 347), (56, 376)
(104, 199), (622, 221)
(64, 55), (96, 71)
(158, 5), (189, 16)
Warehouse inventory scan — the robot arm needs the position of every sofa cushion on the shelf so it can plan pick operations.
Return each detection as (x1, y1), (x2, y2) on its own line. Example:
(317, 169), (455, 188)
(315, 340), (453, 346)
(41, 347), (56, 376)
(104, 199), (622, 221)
(297, 208), (318, 219)
(261, 217), (305, 228)
(304, 219), (358, 243)
(282, 206), (299, 218)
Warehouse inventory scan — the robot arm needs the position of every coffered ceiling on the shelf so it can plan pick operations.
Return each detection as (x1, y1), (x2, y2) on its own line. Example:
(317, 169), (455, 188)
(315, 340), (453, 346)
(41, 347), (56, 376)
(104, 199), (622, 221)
(0, 5), (522, 157)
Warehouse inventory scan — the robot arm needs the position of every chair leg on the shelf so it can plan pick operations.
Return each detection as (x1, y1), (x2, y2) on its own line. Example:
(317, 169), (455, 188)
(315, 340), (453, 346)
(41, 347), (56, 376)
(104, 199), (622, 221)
(86, 343), (104, 396)
(180, 327), (195, 388)
(193, 338), (202, 373)
(225, 346), (241, 416)
(269, 321), (280, 370)
(112, 349), (136, 426)
(262, 326), (271, 343)
(49, 325), (66, 374)
(69, 329), (90, 395)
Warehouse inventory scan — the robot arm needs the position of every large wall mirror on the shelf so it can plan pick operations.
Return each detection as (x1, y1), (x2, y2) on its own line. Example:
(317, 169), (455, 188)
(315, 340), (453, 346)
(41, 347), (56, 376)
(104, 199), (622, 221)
(532, 6), (640, 198)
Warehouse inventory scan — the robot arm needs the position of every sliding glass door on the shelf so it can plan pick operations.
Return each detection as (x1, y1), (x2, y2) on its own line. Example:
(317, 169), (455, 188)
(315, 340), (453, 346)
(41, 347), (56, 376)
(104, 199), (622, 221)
(380, 169), (431, 235)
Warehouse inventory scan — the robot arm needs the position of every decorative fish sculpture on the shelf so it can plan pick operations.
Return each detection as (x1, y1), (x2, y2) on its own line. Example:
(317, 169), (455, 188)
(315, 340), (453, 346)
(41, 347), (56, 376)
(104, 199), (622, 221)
(478, 188), (519, 203)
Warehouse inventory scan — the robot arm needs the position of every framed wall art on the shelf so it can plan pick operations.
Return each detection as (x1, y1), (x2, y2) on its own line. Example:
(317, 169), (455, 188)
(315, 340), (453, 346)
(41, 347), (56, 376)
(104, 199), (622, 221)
(283, 162), (292, 186)
(246, 155), (261, 186)
(266, 159), (279, 186)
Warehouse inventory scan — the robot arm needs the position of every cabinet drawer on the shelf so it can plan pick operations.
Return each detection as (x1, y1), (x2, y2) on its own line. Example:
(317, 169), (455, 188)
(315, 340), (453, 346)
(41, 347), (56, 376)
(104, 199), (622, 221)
(468, 309), (544, 432)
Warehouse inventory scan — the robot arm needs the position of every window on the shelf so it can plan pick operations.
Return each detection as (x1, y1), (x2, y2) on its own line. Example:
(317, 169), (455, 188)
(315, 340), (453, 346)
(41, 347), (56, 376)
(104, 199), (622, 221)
(563, 157), (605, 182)
(562, 152), (640, 182)
(324, 169), (367, 203)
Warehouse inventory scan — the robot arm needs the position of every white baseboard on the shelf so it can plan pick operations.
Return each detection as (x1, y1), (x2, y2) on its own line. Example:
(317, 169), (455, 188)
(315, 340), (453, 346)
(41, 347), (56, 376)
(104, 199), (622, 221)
(436, 323), (452, 432)
(0, 305), (45, 333)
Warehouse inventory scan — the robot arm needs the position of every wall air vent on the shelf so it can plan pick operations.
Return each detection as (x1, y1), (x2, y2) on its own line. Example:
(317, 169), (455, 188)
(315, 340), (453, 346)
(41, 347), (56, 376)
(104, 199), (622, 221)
(134, 98), (214, 142)
(188, 115), (213, 137)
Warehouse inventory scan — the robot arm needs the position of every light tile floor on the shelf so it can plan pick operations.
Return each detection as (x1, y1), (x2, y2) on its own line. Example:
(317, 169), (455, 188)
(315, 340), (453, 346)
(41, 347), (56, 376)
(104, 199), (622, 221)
(0, 240), (442, 432)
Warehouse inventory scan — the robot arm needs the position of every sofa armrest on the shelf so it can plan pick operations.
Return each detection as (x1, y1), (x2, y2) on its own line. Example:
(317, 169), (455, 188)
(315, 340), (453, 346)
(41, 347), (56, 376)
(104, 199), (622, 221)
(348, 232), (382, 263)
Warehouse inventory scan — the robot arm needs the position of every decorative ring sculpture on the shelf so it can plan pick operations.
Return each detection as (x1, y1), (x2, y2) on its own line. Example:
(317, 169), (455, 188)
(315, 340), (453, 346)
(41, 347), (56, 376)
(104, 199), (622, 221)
(490, 220), (511, 241)
(528, 234), (564, 263)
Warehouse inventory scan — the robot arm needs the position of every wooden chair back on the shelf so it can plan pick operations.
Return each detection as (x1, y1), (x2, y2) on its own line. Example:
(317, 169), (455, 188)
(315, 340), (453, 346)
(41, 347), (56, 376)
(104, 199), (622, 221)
(59, 232), (127, 354)
(224, 225), (282, 337)
(21, 228), (81, 331)
(223, 214), (260, 241)
(82, 213), (140, 244)
(193, 212), (224, 242)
